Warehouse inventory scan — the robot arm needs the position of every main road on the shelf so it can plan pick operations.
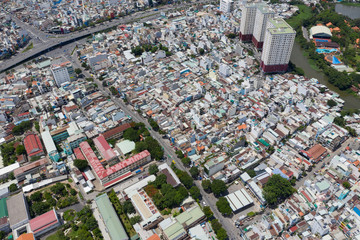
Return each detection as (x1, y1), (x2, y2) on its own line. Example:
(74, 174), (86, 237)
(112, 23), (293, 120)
(0, 1), (211, 73)
(62, 51), (242, 240)
(0, 12), (160, 73)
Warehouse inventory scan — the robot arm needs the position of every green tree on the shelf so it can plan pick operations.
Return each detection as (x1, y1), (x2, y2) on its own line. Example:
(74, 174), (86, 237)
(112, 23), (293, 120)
(130, 216), (141, 225)
(203, 206), (213, 219)
(334, 116), (346, 127)
(85, 216), (98, 230)
(343, 181), (351, 189)
(226, 33), (236, 39)
(290, 177), (297, 186)
(202, 180), (212, 193)
(216, 197), (232, 215)
(153, 174), (167, 188)
(175, 150), (184, 159)
(8, 172), (14, 180)
(16, 145), (26, 155)
(181, 157), (191, 167)
(177, 171), (193, 189)
(216, 228), (228, 240)
(199, 48), (205, 55)
(123, 201), (136, 214)
(211, 219), (222, 232)
(75, 68), (82, 75)
(149, 164), (159, 175)
(0, 231), (5, 240)
(189, 186), (201, 200)
(327, 99), (337, 108)
(32, 201), (50, 215)
(189, 166), (199, 179)
(124, 128), (140, 142)
(30, 191), (42, 202)
(148, 118), (159, 131)
(74, 159), (88, 171)
(34, 122), (40, 132)
(50, 183), (66, 195)
(263, 174), (296, 207)
(9, 183), (18, 192)
(211, 180), (227, 197)
(246, 169), (256, 178)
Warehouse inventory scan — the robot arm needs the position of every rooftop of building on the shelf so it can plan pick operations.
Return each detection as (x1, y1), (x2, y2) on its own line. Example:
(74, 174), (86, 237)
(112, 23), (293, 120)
(95, 194), (128, 240)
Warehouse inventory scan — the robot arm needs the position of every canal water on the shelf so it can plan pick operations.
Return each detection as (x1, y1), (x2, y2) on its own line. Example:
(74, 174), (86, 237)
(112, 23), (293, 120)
(335, 4), (360, 19)
(290, 42), (360, 109)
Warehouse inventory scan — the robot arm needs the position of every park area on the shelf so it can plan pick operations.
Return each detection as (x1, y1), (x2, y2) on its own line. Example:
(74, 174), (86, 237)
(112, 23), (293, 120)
(26, 182), (79, 217)
(46, 206), (103, 240)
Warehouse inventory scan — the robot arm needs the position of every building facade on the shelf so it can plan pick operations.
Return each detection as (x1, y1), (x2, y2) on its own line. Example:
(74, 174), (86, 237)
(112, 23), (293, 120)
(219, 0), (233, 13)
(252, 5), (275, 49)
(41, 131), (60, 162)
(51, 65), (71, 87)
(239, 3), (258, 42)
(260, 18), (295, 73)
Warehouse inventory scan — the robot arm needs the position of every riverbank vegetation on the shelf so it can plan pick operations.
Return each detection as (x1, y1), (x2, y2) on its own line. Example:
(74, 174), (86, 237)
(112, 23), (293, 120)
(286, 3), (360, 92)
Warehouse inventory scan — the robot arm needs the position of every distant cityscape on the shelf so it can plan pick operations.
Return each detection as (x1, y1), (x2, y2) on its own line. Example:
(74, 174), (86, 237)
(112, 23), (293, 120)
(0, 0), (359, 240)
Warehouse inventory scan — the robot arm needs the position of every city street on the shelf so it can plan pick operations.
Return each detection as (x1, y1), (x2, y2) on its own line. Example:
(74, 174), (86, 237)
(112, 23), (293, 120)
(1, 0), (213, 73)
(64, 52), (242, 239)
(243, 137), (355, 228)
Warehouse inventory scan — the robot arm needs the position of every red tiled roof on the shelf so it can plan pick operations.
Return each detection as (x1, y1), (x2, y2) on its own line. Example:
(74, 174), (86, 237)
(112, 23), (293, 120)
(79, 141), (150, 180)
(29, 209), (59, 234)
(93, 135), (116, 161)
(74, 147), (86, 160)
(103, 171), (132, 187)
(18, 112), (30, 117)
(301, 191), (312, 202)
(147, 234), (161, 240)
(102, 123), (131, 139)
(17, 233), (34, 240)
(23, 133), (44, 157)
(289, 226), (298, 233)
(305, 144), (327, 161)
(14, 158), (48, 176)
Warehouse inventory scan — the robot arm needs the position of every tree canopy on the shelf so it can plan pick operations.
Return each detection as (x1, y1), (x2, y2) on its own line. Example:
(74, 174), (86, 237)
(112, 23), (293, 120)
(216, 197), (232, 215)
(149, 164), (159, 175)
(203, 206), (213, 219)
(74, 159), (88, 171)
(16, 145), (26, 155)
(211, 180), (227, 197)
(12, 121), (32, 135)
(189, 166), (199, 179)
(201, 180), (212, 193)
(176, 170), (193, 189)
(263, 174), (296, 207)
(189, 186), (201, 200)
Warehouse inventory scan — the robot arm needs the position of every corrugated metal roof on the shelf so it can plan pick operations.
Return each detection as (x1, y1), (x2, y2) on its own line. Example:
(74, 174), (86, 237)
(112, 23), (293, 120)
(95, 194), (128, 240)
(41, 131), (57, 154)
(0, 198), (8, 218)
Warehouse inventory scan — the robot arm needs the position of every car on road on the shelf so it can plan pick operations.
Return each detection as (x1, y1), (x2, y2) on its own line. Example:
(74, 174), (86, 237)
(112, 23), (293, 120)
(202, 201), (207, 206)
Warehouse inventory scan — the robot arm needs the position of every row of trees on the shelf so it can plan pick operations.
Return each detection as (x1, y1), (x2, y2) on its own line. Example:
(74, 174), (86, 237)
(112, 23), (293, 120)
(201, 179), (228, 197)
(131, 43), (171, 57)
(122, 122), (164, 160)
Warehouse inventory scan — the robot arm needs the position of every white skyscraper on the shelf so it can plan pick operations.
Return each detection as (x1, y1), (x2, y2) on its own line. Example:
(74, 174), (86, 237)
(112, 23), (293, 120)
(239, 3), (258, 42)
(220, 0), (234, 13)
(260, 18), (296, 73)
(252, 5), (275, 49)
(51, 65), (71, 87)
